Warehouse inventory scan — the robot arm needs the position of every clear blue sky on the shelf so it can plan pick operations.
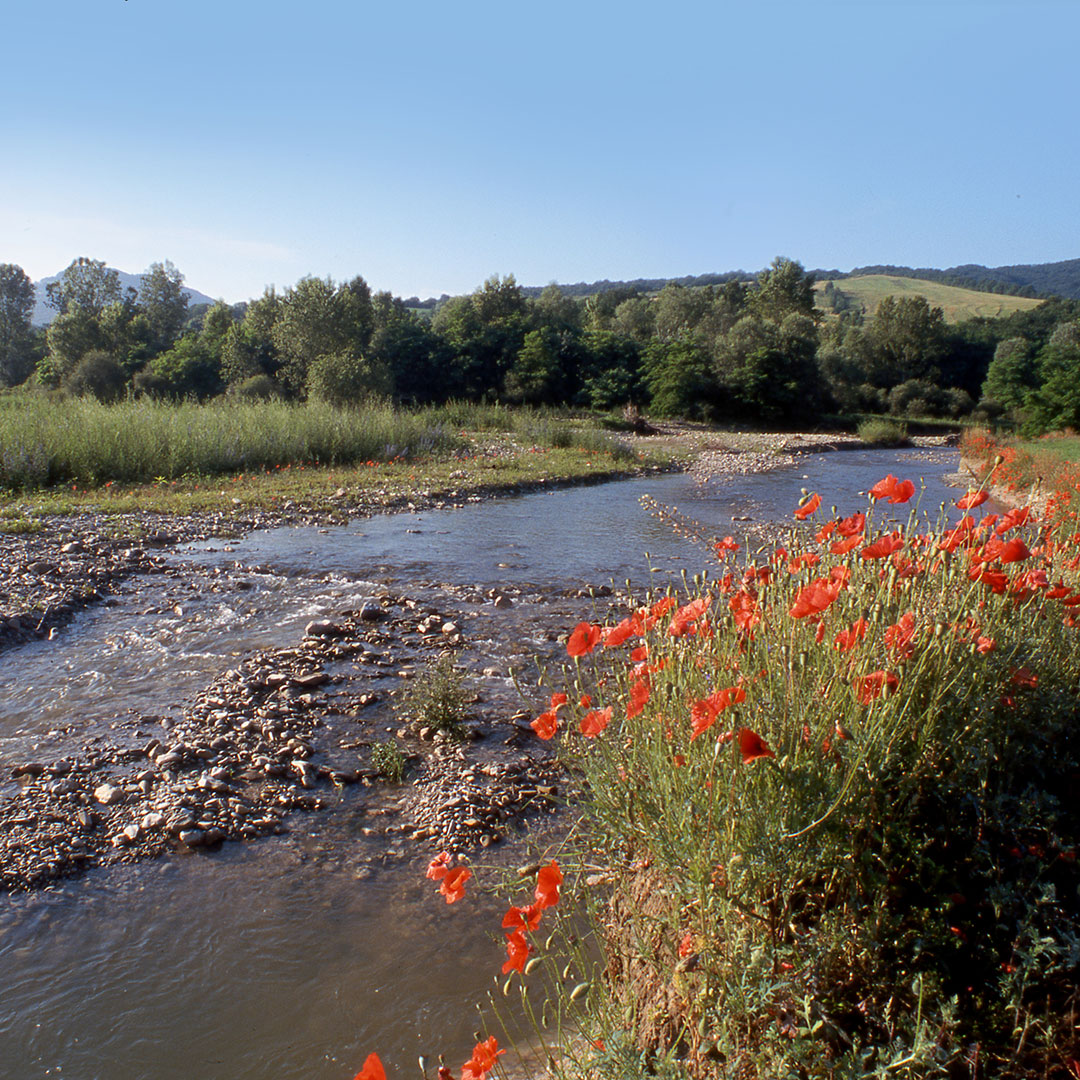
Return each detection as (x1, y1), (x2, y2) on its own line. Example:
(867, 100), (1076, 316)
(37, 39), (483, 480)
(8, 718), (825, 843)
(3, 0), (1076, 302)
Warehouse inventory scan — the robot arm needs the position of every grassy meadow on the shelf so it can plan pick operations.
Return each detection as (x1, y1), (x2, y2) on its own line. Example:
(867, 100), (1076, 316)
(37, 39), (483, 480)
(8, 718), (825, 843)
(815, 275), (1045, 323)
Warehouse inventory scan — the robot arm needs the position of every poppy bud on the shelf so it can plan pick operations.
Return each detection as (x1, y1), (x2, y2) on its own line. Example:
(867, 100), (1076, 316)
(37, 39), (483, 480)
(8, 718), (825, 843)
(934, 621), (945, 638)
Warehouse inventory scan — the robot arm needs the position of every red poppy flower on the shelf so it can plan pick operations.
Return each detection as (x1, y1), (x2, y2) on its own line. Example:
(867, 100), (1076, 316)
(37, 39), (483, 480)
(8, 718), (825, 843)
(462, 1036), (505, 1080)
(729, 590), (760, 631)
(860, 531), (904, 560)
(567, 622), (602, 657)
(354, 1053), (387, 1080)
(626, 676), (651, 719)
(426, 851), (451, 880)
(956, 490), (989, 510)
(789, 577), (839, 619)
(855, 670), (899, 704)
(996, 506), (1032, 534)
(501, 927), (531, 974)
(503, 902), (543, 932)
(998, 538), (1031, 563)
(794, 493), (822, 520)
(602, 616), (641, 648)
(669, 596), (712, 637)
(884, 612), (916, 659)
(715, 535), (740, 555)
(830, 534), (864, 555)
(738, 727), (775, 763)
(833, 618), (868, 652)
(535, 861), (562, 909)
(678, 931), (694, 958)
(1010, 666), (1038, 689)
(836, 512), (866, 538)
(531, 710), (558, 740)
(549, 692), (568, 709)
(815, 521), (836, 542)
(869, 475), (916, 503)
(580, 706), (613, 737)
(438, 865), (471, 904)
(689, 686), (746, 740)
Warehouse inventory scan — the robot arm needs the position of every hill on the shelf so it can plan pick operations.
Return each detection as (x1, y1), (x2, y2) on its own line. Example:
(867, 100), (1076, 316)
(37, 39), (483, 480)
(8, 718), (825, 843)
(813, 274), (1045, 323)
(31, 268), (217, 326)
(842, 258), (1080, 300)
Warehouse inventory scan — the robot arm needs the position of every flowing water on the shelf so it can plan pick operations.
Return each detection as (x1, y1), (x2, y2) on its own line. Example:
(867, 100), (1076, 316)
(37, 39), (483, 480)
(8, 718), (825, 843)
(0, 449), (966, 1080)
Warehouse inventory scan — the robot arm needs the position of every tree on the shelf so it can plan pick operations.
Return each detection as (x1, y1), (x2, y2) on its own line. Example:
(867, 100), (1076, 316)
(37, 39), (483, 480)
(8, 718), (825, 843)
(139, 261), (188, 354)
(644, 339), (718, 419)
(981, 337), (1037, 413)
(272, 276), (375, 395)
(45, 258), (122, 317)
(0, 263), (36, 385)
(1029, 321), (1080, 433)
(750, 257), (816, 323)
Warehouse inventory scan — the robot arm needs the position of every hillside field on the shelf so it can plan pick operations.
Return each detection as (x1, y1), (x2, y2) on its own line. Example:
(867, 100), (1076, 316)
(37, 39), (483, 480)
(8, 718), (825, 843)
(815, 273), (1045, 322)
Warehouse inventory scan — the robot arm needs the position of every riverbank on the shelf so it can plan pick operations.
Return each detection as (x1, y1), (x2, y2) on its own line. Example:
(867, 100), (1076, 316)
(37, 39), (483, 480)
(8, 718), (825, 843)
(0, 425), (963, 894)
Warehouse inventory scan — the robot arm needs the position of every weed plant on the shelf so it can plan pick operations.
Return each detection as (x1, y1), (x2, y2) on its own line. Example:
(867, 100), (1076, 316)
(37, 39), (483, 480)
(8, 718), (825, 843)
(515, 471), (1080, 1078)
(370, 741), (406, 782)
(401, 654), (468, 736)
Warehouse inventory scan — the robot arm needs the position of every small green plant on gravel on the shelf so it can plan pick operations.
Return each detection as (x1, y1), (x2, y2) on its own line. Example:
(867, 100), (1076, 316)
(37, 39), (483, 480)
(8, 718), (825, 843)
(402, 653), (468, 736)
(370, 740), (406, 782)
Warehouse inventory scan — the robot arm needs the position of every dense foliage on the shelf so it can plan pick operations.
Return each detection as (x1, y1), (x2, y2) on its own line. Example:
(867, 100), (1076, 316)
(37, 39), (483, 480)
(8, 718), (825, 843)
(3, 255), (1079, 433)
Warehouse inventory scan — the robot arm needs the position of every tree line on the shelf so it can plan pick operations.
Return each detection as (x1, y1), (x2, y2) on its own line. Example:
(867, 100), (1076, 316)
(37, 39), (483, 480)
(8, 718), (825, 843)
(1, 256), (1078, 432)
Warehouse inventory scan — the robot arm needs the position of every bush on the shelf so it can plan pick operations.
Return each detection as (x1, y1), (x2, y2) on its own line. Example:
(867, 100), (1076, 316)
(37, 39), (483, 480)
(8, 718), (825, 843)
(306, 350), (392, 406)
(231, 374), (280, 400)
(63, 350), (126, 402)
(856, 417), (908, 446)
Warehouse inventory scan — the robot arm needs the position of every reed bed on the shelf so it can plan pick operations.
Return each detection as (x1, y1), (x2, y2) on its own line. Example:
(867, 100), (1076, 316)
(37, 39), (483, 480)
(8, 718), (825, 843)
(0, 396), (632, 490)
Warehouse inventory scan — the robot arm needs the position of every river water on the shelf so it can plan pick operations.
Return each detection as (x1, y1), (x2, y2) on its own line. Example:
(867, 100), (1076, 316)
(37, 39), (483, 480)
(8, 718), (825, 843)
(0, 449), (965, 1080)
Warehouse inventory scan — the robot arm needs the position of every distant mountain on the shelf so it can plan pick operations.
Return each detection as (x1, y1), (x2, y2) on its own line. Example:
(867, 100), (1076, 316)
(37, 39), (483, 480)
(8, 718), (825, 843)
(31, 268), (217, 326)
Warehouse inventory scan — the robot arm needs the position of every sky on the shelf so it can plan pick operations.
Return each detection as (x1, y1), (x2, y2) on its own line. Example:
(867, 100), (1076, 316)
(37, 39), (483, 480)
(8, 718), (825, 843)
(2, 0), (1077, 304)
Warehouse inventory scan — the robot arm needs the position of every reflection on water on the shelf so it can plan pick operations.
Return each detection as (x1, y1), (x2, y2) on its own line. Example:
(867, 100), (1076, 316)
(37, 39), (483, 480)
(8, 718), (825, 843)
(0, 449), (963, 1080)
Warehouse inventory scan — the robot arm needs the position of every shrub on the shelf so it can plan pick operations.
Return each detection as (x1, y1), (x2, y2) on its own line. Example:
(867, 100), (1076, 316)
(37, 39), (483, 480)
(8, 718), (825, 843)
(856, 416), (908, 446)
(231, 374), (280, 400)
(63, 350), (126, 402)
(306, 350), (392, 406)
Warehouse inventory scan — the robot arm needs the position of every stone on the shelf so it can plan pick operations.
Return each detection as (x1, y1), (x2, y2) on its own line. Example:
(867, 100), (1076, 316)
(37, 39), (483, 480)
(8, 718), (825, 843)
(304, 619), (345, 638)
(359, 603), (387, 622)
(94, 783), (126, 806)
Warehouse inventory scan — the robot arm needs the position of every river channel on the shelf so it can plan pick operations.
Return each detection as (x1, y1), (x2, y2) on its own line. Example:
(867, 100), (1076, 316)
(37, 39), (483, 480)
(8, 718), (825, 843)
(0, 448), (966, 1080)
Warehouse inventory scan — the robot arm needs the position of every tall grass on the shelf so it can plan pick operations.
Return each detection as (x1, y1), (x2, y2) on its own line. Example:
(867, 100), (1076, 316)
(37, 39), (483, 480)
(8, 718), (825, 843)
(0, 396), (634, 490)
(516, 474), (1080, 1078)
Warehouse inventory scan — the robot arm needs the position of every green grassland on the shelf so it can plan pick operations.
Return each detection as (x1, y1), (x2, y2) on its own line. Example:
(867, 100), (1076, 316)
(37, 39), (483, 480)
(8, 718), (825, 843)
(815, 274), (1045, 322)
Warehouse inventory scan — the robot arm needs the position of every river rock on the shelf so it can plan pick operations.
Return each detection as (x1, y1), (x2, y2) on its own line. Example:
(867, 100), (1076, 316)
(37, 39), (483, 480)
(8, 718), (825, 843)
(304, 619), (345, 638)
(359, 603), (387, 622)
(11, 762), (47, 779)
(94, 783), (126, 806)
